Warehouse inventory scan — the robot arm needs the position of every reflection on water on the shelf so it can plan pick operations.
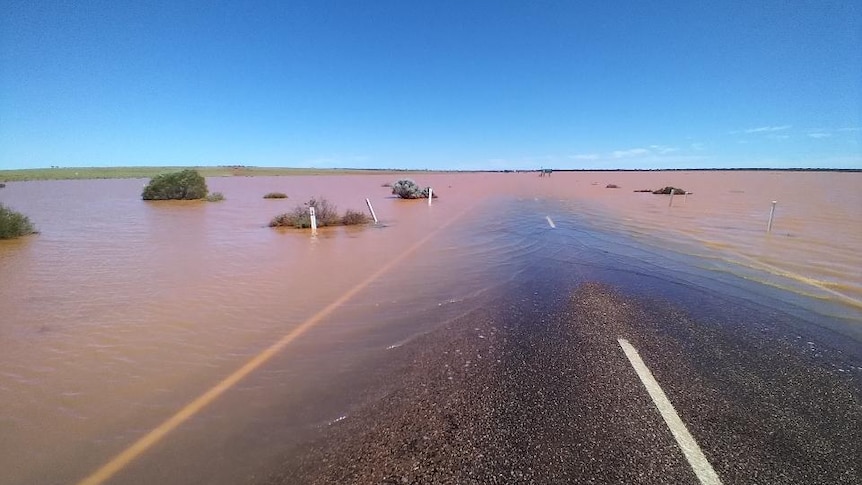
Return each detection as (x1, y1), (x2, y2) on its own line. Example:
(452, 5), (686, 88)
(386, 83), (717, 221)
(0, 171), (859, 484)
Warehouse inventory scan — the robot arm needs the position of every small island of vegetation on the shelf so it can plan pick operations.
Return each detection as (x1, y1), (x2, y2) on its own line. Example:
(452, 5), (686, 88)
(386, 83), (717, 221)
(652, 186), (687, 195)
(142, 169), (209, 200)
(391, 179), (438, 199)
(263, 192), (288, 199)
(0, 203), (36, 239)
(633, 187), (688, 194)
(269, 197), (370, 229)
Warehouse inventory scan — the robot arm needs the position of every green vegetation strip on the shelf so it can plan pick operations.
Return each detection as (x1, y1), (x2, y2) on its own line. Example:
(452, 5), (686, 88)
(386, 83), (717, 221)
(0, 167), (432, 182)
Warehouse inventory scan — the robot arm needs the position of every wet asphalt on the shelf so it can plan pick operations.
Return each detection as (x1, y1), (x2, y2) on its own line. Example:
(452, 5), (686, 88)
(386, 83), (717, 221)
(264, 276), (861, 484)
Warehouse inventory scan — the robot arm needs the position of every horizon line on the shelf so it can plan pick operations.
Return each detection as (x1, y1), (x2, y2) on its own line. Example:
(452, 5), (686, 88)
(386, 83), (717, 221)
(2, 166), (861, 174)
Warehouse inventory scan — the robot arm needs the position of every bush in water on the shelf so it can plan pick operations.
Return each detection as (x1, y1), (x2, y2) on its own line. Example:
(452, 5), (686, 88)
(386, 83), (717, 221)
(269, 197), (341, 228)
(142, 169), (208, 200)
(0, 203), (36, 239)
(391, 179), (437, 199)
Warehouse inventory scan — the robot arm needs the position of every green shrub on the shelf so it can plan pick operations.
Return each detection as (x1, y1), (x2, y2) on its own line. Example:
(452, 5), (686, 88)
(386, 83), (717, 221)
(391, 179), (437, 199)
(0, 203), (36, 239)
(205, 192), (225, 202)
(142, 169), (208, 200)
(342, 209), (370, 225)
(263, 192), (288, 199)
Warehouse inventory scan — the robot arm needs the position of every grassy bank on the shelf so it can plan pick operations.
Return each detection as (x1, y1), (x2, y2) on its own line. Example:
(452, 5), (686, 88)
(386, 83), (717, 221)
(0, 166), (433, 182)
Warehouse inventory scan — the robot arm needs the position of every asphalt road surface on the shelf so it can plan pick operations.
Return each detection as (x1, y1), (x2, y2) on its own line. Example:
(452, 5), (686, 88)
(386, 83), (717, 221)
(266, 277), (861, 485)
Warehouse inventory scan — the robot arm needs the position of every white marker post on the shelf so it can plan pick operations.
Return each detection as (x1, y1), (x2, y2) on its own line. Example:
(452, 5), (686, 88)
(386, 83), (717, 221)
(767, 200), (777, 233)
(428, 187), (433, 206)
(668, 189), (675, 207)
(684, 191), (689, 203)
(365, 198), (378, 224)
(309, 206), (317, 235)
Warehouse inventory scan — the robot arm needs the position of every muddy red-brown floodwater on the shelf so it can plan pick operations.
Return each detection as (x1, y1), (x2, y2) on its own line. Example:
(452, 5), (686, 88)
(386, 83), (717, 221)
(1, 171), (860, 484)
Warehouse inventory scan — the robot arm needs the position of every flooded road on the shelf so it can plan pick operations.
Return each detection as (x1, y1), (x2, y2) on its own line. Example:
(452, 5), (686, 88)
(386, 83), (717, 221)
(0, 171), (860, 484)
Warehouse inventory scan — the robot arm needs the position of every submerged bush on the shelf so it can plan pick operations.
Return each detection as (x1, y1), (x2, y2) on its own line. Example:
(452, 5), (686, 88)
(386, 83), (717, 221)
(652, 186), (687, 195)
(205, 192), (225, 202)
(269, 198), (371, 229)
(0, 203), (36, 239)
(307, 197), (340, 225)
(391, 179), (437, 199)
(269, 212), (300, 228)
(269, 197), (340, 228)
(263, 192), (288, 199)
(142, 169), (208, 200)
(341, 209), (370, 225)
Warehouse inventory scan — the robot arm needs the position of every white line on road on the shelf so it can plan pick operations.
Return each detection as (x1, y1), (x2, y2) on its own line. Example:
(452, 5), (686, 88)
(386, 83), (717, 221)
(618, 338), (723, 485)
(545, 216), (556, 228)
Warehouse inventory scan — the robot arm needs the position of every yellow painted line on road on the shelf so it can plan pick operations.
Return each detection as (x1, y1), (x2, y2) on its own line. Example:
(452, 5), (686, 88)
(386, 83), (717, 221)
(684, 234), (862, 310)
(77, 208), (472, 485)
(618, 338), (723, 485)
(731, 252), (862, 310)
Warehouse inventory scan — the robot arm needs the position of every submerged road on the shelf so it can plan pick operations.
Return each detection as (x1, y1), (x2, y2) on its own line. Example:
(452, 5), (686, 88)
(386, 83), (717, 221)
(268, 278), (861, 484)
(64, 204), (861, 485)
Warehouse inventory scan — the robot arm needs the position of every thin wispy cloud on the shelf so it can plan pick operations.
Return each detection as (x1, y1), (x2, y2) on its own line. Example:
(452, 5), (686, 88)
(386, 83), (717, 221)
(575, 145), (691, 162)
(612, 148), (650, 158)
(808, 133), (832, 139)
(649, 145), (678, 154)
(744, 125), (792, 134)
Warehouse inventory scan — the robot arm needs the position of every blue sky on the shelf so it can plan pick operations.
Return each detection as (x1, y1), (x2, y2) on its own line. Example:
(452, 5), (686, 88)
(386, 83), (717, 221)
(1, 0), (860, 170)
